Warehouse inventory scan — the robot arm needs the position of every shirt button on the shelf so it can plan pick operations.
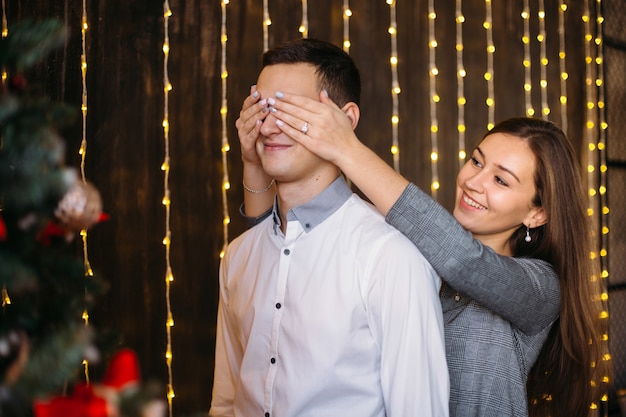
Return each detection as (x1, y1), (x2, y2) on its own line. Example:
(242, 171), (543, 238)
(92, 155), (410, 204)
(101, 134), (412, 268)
(283, 249), (290, 255)
(305, 223), (311, 229)
(270, 357), (276, 364)
(454, 294), (461, 302)
(275, 302), (282, 309)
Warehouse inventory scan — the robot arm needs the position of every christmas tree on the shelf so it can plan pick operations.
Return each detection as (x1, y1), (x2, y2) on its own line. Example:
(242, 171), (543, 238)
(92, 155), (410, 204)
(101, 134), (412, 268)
(0, 19), (163, 417)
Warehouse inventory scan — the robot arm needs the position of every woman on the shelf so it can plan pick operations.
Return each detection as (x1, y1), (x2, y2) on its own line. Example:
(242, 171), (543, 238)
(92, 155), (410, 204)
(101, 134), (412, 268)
(235, 87), (608, 417)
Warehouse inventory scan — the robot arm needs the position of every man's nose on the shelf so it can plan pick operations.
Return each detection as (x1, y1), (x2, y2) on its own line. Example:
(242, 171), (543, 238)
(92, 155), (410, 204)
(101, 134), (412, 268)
(259, 110), (282, 137)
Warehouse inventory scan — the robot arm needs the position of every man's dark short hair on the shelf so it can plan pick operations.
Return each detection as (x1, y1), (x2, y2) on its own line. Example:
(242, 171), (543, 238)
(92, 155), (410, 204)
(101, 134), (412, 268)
(262, 38), (361, 107)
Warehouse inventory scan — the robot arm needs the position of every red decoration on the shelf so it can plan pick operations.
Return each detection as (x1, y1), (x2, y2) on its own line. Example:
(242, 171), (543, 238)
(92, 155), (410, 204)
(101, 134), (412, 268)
(33, 349), (142, 417)
(102, 348), (140, 390)
(0, 214), (6, 241)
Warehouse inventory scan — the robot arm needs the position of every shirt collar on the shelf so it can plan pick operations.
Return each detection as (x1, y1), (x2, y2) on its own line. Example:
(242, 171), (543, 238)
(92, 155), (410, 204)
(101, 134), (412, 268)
(271, 176), (352, 233)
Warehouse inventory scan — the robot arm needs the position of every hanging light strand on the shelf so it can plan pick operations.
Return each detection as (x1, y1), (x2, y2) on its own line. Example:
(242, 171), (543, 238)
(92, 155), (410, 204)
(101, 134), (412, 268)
(558, 2), (568, 134)
(220, 0), (231, 260)
(484, 0), (495, 130)
(1, 0), (7, 38)
(595, 0), (611, 409)
(538, 0), (550, 119)
(428, 0), (439, 198)
(583, 5), (603, 412)
(455, 0), (466, 171)
(263, 0), (271, 51)
(299, 0), (308, 38)
(78, 0), (94, 384)
(522, 0), (533, 117)
(1, 0), (10, 312)
(343, 1), (352, 53)
(161, 2), (175, 415)
(387, 0), (400, 173)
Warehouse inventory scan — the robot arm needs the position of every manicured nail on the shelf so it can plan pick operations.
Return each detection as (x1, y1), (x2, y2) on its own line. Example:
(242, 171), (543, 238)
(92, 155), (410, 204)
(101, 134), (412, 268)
(260, 98), (267, 106)
(268, 98), (276, 106)
(252, 91), (259, 98)
(276, 119), (284, 127)
(275, 91), (284, 99)
(269, 106), (277, 113)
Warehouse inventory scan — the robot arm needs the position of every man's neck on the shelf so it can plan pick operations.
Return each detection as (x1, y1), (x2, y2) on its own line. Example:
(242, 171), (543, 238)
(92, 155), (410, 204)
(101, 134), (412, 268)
(276, 171), (340, 233)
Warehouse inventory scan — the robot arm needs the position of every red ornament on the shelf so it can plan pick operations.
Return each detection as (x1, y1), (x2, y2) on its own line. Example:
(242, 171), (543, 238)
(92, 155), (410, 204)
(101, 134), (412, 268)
(0, 214), (6, 241)
(32, 349), (143, 417)
(102, 348), (141, 390)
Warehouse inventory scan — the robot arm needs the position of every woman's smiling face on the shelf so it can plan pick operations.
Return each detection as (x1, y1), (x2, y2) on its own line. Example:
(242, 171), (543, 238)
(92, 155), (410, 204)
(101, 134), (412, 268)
(453, 132), (545, 254)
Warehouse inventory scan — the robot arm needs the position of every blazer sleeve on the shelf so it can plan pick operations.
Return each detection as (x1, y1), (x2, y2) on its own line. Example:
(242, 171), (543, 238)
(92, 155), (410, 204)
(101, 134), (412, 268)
(386, 183), (560, 335)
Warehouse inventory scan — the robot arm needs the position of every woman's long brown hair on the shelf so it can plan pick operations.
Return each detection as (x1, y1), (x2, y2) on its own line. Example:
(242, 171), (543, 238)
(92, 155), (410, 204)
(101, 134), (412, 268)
(490, 118), (610, 417)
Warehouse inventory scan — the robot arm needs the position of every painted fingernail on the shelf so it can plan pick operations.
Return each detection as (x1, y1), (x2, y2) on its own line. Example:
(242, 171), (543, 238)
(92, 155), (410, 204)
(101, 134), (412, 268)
(275, 91), (284, 99)
(269, 106), (277, 113)
(260, 98), (267, 105)
(268, 98), (276, 106)
(276, 119), (284, 127)
(252, 91), (259, 98)
(261, 107), (269, 113)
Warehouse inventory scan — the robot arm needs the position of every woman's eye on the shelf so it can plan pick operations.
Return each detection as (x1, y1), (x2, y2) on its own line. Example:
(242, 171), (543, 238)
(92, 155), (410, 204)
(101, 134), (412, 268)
(471, 157), (482, 168)
(495, 176), (509, 186)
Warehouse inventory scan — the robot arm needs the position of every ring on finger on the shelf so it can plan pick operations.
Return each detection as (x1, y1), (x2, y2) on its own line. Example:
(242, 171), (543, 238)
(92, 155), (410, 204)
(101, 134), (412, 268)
(301, 122), (309, 134)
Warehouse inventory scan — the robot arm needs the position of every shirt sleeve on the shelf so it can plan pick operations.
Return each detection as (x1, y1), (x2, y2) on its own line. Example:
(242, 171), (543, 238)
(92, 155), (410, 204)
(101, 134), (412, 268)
(366, 233), (449, 417)
(239, 203), (271, 228)
(385, 183), (560, 335)
(209, 258), (241, 417)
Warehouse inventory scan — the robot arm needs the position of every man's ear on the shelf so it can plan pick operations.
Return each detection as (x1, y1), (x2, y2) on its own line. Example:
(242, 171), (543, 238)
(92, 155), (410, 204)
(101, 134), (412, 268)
(341, 102), (360, 130)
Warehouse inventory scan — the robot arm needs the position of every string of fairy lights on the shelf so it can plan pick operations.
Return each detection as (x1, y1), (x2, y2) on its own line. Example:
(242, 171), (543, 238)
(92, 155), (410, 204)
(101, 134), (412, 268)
(537, 0), (550, 119)
(583, 0), (611, 411)
(558, 2), (568, 135)
(455, 0), (466, 172)
(299, 0), (308, 38)
(1, 0), (9, 311)
(484, 0), (495, 130)
(78, 0), (94, 384)
(161, 1), (175, 415)
(522, 1), (533, 117)
(263, 0), (271, 52)
(594, 0), (611, 408)
(343, 1), (351, 53)
(427, 0), (439, 198)
(220, 0), (231, 262)
(386, 0), (400, 173)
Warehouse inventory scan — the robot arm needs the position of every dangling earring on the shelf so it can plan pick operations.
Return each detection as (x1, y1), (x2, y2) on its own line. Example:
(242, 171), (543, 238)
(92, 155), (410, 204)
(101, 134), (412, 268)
(525, 225), (532, 243)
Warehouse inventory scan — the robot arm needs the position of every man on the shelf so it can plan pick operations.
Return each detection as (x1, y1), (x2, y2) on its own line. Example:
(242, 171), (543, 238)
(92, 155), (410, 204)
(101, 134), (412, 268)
(209, 38), (448, 417)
